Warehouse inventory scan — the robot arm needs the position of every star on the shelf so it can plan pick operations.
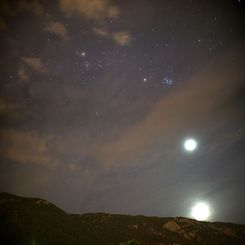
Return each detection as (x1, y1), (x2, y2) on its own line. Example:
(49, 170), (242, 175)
(76, 51), (86, 57)
(163, 77), (173, 86)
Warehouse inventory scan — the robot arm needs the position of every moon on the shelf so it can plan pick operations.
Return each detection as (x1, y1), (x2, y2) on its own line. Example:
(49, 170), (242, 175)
(184, 138), (197, 152)
(191, 202), (210, 221)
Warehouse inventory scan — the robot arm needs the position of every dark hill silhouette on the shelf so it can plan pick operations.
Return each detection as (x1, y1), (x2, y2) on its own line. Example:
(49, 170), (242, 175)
(0, 192), (245, 245)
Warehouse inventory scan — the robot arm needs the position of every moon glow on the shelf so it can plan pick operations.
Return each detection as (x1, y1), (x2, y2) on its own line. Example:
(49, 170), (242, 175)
(191, 202), (210, 221)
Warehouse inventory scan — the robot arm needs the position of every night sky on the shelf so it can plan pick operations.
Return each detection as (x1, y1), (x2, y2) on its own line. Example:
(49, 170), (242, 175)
(0, 0), (245, 223)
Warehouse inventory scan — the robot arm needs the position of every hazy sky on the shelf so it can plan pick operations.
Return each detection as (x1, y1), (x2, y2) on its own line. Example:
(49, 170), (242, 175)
(0, 0), (245, 223)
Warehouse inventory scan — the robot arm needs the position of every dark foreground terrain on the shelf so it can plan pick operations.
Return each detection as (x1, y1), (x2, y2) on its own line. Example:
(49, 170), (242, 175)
(0, 193), (245, 245)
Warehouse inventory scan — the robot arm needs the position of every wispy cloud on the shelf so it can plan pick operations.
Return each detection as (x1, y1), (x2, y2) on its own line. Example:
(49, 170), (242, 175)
(92, 27), (109, 37)
(18, 67), (29, 81)
(92, 27), (131, 46)
(21, 0), (44, 16)
(43, 21), (68, 39)
(112, 31), (131, 46)
(59, 0), (119, 20)
(0, 128), (57, 167)
(0, 17), (7, 30)
(59, 0), (131, 45)
(22, 57), (47, 73)
(0, 99), (21, 117)
(83, 43), (245, 167)
(0, 0), (44, 17)
(0, 0), (44, 30)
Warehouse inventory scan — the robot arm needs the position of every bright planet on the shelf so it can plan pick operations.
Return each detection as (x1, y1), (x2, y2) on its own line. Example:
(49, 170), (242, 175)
(191, 202), (210, 221)
(184, 138), (198, 152)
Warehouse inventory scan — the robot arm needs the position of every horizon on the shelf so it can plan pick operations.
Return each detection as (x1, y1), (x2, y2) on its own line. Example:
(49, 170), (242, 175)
(1, 191), (245, 225)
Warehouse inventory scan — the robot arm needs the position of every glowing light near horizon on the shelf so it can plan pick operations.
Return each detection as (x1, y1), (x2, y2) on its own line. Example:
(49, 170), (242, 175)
(191, 202), (210, 221)
(184, 138), (197, 152)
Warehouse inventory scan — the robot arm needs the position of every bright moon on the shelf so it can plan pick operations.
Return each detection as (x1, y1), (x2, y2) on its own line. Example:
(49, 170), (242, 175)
(191, 202), (210, 221)
(184, 138), (197, 152)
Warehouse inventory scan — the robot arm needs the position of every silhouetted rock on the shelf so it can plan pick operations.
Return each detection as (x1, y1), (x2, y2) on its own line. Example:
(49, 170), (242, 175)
(1, 193), (245, 245)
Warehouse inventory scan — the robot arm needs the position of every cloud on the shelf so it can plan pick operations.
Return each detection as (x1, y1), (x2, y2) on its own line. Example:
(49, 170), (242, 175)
(84, 43), (245, 167)
(59, 0), (119, 20)
(0, 128), (57, 166)
(43, 21), (68, 39)
(92, 27), (131, 46)
(0, 0), (44, 17)
(112, 31), (131, 46)
(0, 99), (21, 117)
(59, 1), (131, 45)
(0, 17), (7, 30)
(18, 67), (29, 81)
(21, 0), (44, 16)
(92, 27), (109, 37)
(22, 57), (47, 73)
(0, 0), (44, 30)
